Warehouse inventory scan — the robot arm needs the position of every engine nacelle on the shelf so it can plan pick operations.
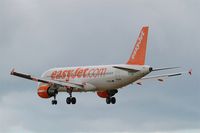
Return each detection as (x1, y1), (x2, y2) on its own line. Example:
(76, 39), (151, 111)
(97, 89), (118, 98)
(97, 91), (109, 98)
(37, 85), (57, 99)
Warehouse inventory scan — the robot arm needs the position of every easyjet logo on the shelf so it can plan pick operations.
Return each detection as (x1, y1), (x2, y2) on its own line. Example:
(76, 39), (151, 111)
(131, 31), (144, 60)
(51, 67), (107, 80)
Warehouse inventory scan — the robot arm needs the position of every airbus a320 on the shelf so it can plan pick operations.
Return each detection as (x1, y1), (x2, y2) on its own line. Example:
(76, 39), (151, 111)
(11, 26), (191, 105)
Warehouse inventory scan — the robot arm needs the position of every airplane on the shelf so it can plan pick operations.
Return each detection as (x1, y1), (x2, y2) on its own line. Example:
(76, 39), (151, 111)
(10, 26), (192, 105)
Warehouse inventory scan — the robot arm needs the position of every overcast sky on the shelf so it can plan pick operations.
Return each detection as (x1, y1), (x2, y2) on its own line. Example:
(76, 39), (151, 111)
(0, 0), (200, 133)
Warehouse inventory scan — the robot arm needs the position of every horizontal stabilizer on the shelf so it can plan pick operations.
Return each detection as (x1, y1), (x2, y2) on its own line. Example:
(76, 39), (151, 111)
(135, 69), (192, 84)
(113, 66), (139, 72)
(152, 67), (180, 71)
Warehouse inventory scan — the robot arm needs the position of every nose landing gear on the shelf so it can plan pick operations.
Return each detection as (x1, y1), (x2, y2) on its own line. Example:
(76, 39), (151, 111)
(51, 95), (57, 105)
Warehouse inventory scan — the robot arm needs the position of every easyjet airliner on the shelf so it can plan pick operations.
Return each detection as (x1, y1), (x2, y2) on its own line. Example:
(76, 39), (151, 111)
(10, 26), (191, 105)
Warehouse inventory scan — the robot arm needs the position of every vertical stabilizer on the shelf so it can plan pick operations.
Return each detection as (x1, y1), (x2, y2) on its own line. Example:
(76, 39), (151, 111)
(127, 26), (149, 65)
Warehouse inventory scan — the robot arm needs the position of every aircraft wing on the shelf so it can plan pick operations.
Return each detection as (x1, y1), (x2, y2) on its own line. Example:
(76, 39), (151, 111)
(10, 69), (83, 89)
(135, 69), (192, 85)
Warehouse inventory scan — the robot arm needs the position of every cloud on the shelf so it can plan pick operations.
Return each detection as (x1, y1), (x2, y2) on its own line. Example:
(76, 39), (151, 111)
(0, 0), (200, 132)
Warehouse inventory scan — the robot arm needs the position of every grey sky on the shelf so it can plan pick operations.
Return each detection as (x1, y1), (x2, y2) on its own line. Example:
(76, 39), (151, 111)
(0, 0), (200, 133)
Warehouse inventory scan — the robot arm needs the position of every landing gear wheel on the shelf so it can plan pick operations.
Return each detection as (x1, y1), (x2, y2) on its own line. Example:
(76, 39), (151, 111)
(52, 100), (57, 105)
(106, 97), (116, 104)
(66, 97), (71, 104)
(71, 97), (76, 104)
(106, 97), (111, 104)
(66, 97), (76, 104)
(111, 97), (116, 104)
(66, 88), (76, 105)
(52, 95), (57, 105)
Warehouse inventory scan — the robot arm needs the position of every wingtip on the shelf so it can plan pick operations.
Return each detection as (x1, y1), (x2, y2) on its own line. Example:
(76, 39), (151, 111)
(10, 68), (15, 75)
(188, 69), (192, 75)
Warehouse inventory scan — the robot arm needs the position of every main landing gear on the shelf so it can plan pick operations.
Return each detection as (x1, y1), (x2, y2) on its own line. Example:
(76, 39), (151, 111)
(105, 89), (118, 104)
(66, 97), (76, 104)
(66, 88), (76, 105)
(106, 97), (116, 104)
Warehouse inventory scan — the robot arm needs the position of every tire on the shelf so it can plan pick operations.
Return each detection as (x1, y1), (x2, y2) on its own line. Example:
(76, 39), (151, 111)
(71, 97), (76, 104)
(111, 97), (116, 104)
(66, 97), (71, 104)
(106, 97), (111, 104)
(52, 100), (57, 105)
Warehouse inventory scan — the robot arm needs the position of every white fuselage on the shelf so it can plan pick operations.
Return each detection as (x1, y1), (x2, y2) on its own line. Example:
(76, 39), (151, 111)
(40, 64), (152, 92)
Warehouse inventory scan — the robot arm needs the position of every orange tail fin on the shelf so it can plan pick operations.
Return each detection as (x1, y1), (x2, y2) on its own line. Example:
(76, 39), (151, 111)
(127, 26), (149, 65)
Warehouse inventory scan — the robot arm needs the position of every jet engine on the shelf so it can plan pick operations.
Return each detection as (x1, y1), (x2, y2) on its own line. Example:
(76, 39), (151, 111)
(37, 85), (57, 98)
(97, 89), (118, 98)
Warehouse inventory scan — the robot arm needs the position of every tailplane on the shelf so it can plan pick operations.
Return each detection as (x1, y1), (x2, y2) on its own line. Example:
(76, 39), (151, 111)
(127, 26), (149, 65)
